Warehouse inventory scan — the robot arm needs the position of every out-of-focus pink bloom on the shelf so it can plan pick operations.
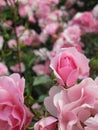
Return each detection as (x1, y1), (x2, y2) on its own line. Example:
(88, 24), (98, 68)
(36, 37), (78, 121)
(6, 20), (13, 26)
(19, 29), (40, 46)
(49, 0), (59, 4)
(39, 32), (48, 43)
(32, 61), (51, 75)
(76, 1), (84, 7)
(31, 103), (44, 115)
(94, 22), (98, 33)
(8, 39), (17, 49)
(65, 0), (76, 8)
(16, 26), (25, 38)
(62, 25), (82, 45)
(34, 116), (57, 130)
(0, 73), (32, 129)
(69, 12), (95, 33)
(45, 77), (98, 130)
(68, 8), (76, 16)
(28, 16), (36, 23)
(50, 47), (89, 87)
(92, 4), (98, 20)
(0, 0), (6, 7)
(10, 62), (25, 73)
(16, 26), (40, 46)
(43, 23), (59, 36)
(0, 36), (4, 50)
(34, 48), (49, 61)
(36, 1), (51, 19)
(53, 37), (83, 53)
(38, 9), (62, 29)
(7, 0), (17, 6)
(19, 1), (36, 23)
(18, 4), (27, 17)
(0, 62), (8, 75)
(52, 25), (83, 53)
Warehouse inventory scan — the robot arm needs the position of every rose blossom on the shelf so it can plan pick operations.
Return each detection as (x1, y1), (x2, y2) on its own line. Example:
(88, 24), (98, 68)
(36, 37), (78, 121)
(43, 23), (59, 36)
(0, 0), (6, 7)
(0, 73), (32, 130)
(34, 116), (57, 130)
(0, 62), (8, 75)
(44, 77), (98, 130)
(10, 62), (25, 73)
(52, 25), (83, 53)
(50, 47), (89, 87)
(53, 37), (83, 53)
(8, 39), (17, 49)
(92, 4), (98, 20)
(61, 25), (82, 46)
(69, 12), (95, 33)
(32, 60), (51, 76)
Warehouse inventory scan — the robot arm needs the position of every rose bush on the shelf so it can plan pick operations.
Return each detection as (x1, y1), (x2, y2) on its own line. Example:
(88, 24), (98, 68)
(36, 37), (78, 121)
(0, 73), (32, 130)
(50, 47), (89, 87)
(0, 0), (98, 129)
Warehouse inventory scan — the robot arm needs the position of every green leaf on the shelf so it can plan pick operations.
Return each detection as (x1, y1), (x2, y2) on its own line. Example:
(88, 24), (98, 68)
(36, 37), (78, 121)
(37, 95), (46, 103)
(33, 75), (52, 86)
(24, 95), (35, 107)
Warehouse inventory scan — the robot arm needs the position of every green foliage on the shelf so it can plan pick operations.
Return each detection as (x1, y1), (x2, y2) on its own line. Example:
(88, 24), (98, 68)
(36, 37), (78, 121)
(33, 75), (52, 86)
(81, 33), (98, 58)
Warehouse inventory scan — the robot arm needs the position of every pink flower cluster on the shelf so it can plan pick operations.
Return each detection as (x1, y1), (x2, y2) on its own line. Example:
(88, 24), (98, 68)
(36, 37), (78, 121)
(33, 3), (98, 130)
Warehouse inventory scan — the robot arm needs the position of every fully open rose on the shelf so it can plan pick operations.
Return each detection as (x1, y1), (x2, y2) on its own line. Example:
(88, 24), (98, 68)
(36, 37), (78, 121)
(44, 77), (98, 130)
(0, 74), (32, 130)
(50, 47), (89, 87)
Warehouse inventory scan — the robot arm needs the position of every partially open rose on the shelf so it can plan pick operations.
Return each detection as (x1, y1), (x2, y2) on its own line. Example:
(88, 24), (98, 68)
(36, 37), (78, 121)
(50, 47), (89, 87)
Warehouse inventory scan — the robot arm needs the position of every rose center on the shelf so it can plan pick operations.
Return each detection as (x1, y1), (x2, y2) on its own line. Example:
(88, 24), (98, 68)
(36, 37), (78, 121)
(60, 57), (76, 69)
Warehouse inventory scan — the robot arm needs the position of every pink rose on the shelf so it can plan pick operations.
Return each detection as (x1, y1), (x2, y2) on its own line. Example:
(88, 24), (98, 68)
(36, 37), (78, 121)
(0, 62), (8, 75)
(53, 37), (83, 53)
(0, 73), (32, 130)
(45, 77), (98, 130)
(34, 116), (57, 130)
(32, 61), (51, 76)
(43, 23), (59, 35)
(65, 0), (76, 8)
(10, 62), (25, 73)
(92, 4), (98, 20)
(8, 39), (17, 49)
(54, 77), (98, 130)
(61, 25), (82, 45)
(50, 47), (89, 87)
(0, 0), (6, 7)
(69, 12), (95, 33)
